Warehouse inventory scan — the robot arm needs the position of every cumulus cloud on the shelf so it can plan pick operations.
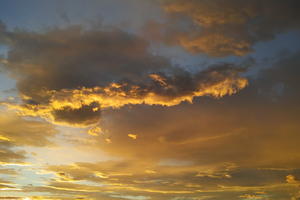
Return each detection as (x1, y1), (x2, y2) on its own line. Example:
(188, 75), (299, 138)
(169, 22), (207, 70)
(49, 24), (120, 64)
(0, 22), (169, 125)
(5, 64), (247, 126)
(146, 0), (300, 56)
(0, 22), (248, 126)
(0, 22), (167, 98)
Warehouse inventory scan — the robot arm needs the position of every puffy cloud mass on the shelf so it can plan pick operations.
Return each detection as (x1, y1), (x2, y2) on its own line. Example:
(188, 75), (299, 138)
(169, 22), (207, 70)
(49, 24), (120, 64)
(0, 22), (247, 126)
(6, 64), (247, 126)
(146, 0), (300, 56)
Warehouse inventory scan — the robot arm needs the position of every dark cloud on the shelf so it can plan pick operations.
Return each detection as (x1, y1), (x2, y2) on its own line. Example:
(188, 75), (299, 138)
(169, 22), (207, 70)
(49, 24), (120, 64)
(0, 22), (248, 126)
(0, 24), (168, 100)
(3, 63), (246, 126)
(51, 102), (101, 126)
(0, 23), (168, 125)
(85, 51), (300, 169)
(144, 0), (300, 57)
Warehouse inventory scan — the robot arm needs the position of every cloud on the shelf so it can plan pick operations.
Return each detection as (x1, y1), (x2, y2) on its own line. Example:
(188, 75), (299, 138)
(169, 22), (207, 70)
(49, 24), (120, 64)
(0, 141), (26, 165)
(0, 113), (57, 147)
(0, 2), (299, 199)
(286, 175), (299, 184)
(0, 111), (57, 165)
(145, 0), (300, 56)
(88, 126), (102, 136)
(28, 160), (300, 200)
(81, 51), (300, 168)
(0, 23), (169, 126)
(128, 134), (137, 140)
(24, 52), (298, 200)
(6, 64), (246, 126)
(0, 168), (18, 175)
(0, 178), (19, 191)
(0, 23), (167, 97)
(0, 22), (248, 126)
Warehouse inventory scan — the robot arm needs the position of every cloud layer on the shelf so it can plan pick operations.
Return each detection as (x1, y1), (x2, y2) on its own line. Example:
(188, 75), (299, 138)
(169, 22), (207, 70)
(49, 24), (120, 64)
(0, 1), (299, 199)
(0, 112), (57, 165)
(144, 0), (300, 56)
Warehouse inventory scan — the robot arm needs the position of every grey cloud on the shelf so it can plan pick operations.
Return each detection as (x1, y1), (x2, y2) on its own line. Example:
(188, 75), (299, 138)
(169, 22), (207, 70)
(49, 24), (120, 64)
(0, 22), (247, 126)
(145, 0), (300, 57)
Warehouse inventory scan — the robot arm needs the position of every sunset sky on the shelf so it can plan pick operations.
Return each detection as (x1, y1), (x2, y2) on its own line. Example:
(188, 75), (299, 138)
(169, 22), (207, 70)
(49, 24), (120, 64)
(0, 0), (300, 199)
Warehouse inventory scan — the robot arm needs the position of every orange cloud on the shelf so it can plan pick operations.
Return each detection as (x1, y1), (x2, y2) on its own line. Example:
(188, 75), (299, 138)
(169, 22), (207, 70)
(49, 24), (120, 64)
(128, 134), (138, 140)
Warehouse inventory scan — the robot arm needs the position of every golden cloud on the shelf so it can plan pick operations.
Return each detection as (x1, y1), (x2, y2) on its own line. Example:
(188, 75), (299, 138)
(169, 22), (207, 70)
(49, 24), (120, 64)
(4, 65), (247, 126)
(0, 111), (57, 165)
(146, 0), (300, 56)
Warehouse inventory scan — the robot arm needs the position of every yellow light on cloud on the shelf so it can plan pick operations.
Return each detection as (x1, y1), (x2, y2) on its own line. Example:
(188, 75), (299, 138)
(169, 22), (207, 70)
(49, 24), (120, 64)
(128, 134), (137, 140)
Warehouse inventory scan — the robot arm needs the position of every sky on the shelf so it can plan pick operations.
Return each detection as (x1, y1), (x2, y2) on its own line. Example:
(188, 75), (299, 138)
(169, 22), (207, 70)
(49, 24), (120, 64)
(0, 0), (300, 200)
